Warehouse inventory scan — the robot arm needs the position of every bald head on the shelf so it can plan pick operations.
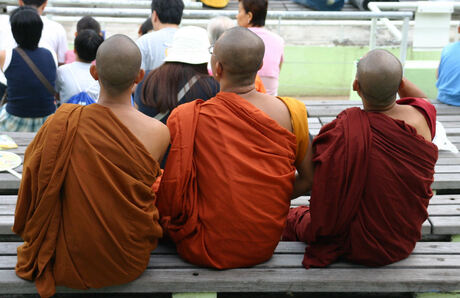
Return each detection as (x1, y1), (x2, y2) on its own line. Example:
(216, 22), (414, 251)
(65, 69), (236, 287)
(96, 34), (141, 96)
(357, 49), (403, 106)
(213, 27), (264, 86)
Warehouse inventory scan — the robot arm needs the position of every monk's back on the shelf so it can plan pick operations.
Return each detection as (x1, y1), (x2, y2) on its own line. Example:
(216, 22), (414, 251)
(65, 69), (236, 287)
(382, 103), (432, 141)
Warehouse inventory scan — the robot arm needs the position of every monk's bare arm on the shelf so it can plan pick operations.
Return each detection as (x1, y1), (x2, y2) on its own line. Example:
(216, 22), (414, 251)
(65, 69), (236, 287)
(154, 124), (170, 162)
(398, 78), (429, 102)
(292, 140), (314, 199)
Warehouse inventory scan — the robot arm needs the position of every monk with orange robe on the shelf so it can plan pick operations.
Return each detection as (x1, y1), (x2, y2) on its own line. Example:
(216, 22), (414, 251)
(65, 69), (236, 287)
(13, 35), (170, 297)
(157, 27), (313, 269)
(282, 49), (438, 268)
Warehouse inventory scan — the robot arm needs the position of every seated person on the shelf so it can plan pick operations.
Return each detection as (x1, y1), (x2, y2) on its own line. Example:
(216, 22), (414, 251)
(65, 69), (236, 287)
(283, 49), (438, 268)
(13, 35), (170, 297)
(0, 6), (57, 132)
(157, 27), (313, 269)
(139, 26), (219, 123)
(436, 25), (460, 106)
(65, 16), (102, 64)
(56, 29), (104, 103)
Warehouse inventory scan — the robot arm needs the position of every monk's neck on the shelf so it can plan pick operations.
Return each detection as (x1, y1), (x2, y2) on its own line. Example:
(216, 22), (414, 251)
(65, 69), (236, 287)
(363, 100), (396, 113)
(97, 89), (133, 109)
(220, 83), (256, 96)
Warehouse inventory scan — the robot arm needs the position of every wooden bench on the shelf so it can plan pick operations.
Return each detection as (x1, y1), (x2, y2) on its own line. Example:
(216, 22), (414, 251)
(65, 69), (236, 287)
(0, 100), (459, 296)
(0, 241), (459, 295)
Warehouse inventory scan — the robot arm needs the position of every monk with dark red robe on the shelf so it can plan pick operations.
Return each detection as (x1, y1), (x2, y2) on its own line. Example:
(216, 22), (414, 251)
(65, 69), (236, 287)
(157, 27), (313, 269)
(283, 49), (438, 268)
(13, 35), (170, 297)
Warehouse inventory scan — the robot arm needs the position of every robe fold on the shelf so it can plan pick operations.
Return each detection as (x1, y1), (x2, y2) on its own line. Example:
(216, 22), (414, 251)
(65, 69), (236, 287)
(158, 92), (306, 269)
(13, 104), (163, 297)
(283, 98), (438, 268)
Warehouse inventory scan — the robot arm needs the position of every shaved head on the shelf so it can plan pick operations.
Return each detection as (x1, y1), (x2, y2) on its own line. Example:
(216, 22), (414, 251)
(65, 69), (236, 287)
(96, 34), (141, 96)
(213, 27), (264, 86)
(357, 49), (403, 106)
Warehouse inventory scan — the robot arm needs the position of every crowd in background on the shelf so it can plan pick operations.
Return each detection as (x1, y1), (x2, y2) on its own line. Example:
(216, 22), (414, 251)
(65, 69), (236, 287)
(0, 0), (286, 132)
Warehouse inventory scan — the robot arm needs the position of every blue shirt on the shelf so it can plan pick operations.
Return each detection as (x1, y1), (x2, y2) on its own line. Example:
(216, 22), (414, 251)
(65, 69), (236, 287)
(436, 42), (460, 106)
(5, 48), (56, 117)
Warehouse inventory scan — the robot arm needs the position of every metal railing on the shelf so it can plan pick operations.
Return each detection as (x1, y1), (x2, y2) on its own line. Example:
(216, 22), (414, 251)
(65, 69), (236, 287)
(0, 1), (413, 63)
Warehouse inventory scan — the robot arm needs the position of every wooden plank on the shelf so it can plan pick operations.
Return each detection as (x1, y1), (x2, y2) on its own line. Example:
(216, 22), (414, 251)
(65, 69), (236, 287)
(428, 205), (460, 216)
(0, 217), (13, 234)
(1, 253), (460, 271)
(0, 196), (16, 205)
(2, 241), (459, 256)
(430, 217), (460, 235)
(1, 268), (460, 294)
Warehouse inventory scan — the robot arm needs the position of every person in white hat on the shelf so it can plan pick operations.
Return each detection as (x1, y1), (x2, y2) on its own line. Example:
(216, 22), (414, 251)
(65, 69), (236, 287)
(138, 26), (219, 125)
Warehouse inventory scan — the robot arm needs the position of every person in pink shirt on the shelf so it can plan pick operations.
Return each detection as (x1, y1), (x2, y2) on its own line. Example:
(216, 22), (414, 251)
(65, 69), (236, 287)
(237, 0), (284, 95)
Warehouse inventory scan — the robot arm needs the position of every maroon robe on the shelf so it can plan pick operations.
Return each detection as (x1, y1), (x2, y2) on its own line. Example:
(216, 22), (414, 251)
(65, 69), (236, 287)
(283, 98), (438, 268)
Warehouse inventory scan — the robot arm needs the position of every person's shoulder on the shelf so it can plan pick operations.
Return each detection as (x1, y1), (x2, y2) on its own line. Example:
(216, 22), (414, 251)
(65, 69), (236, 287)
(442, 41), (460, 55)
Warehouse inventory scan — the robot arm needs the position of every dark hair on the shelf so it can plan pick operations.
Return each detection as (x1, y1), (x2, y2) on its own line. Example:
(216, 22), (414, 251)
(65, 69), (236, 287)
(151, 0), (184, 25)
(22, 0), (46, 7)
(139, 17), (153, 36)
(75, 29), (104, 63)
(10, 6), (43, 50)
(239, 0), (268, 27)
(142, 62), (214, 113)
(77, 16), (101, 34)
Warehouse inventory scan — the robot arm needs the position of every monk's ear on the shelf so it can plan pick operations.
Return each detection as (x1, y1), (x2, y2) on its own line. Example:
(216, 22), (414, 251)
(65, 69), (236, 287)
(134, 69), (145, 84)
(398, 77), (406, 91)
(258, 60), (264, 71)
(247, 11), (253, 25)
(90, 65), (99, 81)
(352, 79), (359, 92)
(215, 61), (223, 79)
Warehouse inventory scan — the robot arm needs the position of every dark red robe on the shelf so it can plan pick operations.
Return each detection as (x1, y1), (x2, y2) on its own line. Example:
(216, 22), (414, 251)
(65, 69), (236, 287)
(283, 97), (438, 268)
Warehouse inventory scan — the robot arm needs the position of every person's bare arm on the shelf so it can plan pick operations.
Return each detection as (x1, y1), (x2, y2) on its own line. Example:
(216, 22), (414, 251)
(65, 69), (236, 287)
(154, 123), (170, 162)
(398, 77), (429, 102)
(292, 140), (314, 199)
(0, 50), (5, 71)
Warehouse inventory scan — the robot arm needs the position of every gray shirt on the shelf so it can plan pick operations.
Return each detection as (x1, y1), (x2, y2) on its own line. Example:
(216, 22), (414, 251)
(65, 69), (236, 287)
(136, 27), (177, 71)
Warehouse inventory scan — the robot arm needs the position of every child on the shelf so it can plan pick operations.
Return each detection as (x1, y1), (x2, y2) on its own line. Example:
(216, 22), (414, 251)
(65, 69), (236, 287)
(56, 29), (103, 103)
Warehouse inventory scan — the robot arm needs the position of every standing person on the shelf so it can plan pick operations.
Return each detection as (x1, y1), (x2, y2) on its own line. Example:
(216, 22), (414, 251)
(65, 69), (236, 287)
(436, 25), (460, 106)
(0, 7), (57, 132)
(139, 26), (219, 123)
(65, 16), (103, 64)
(283, 49), (438, 268)
(157, 27), (312, 269)
(237, 0), (284, 96)
(56, 29), (104, 103)
(136, 0), (184, 72)
(13, 35), (170, 297)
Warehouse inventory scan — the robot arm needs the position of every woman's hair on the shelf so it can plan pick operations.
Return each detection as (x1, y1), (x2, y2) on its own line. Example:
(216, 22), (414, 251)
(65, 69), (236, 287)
(239, 0), (268, 27)
(10, 6), (43, 50)
(142, 62), (214, 113)
(139, 17), (153, 36)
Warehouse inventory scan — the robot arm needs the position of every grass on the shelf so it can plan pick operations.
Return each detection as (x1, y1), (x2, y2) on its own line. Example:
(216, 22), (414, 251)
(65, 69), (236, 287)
(278, 46), (442, 99)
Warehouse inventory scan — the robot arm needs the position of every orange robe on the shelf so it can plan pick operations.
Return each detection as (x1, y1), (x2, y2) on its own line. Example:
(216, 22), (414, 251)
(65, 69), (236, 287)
(157, 92), (308, 269)
(13, 104), (163, 297)
(255, 75), (267, 93)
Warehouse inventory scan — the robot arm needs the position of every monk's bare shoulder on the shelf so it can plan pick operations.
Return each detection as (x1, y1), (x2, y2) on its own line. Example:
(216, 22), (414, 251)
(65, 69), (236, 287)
(389, 104), (431, 141)
(133, 110), (170, 161)
(251, 92), (293, 133)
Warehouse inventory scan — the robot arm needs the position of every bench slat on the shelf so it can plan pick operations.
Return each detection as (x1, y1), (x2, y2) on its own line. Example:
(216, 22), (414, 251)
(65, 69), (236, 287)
(1, 268), (459, 293)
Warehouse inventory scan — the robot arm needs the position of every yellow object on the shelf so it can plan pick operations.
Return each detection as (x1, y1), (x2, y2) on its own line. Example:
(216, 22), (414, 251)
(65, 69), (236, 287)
(0, 135), (18, 149)
(278, 96), (309, 166)
(200, 0), (229, 8)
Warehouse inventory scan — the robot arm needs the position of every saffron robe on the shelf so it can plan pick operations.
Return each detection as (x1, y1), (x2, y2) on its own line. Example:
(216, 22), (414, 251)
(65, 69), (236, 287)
(283, 97), (438, 268)
(157, 92), (308, 269)
(13, 104), (163, 297)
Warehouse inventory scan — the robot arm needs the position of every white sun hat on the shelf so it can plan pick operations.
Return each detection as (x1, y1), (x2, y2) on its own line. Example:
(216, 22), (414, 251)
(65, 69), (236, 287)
(164, 26), (211, 64)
